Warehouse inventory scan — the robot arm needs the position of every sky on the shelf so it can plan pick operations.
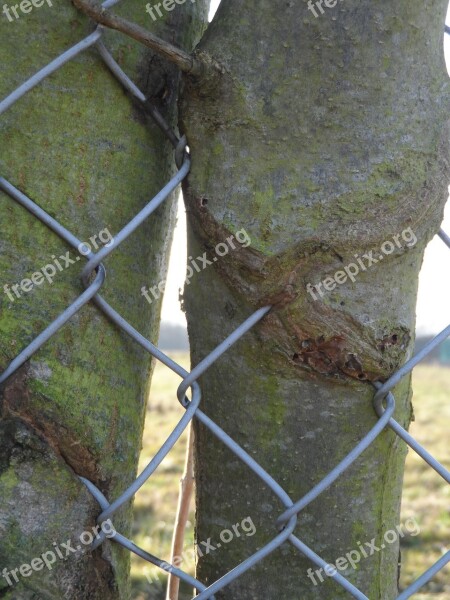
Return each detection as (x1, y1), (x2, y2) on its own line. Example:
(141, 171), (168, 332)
(160, 2), (450, 337)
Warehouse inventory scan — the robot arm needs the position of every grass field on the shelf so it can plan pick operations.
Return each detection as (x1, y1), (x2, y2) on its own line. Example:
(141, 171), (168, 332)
(130, 358), (449, 599)
(400, 366), (450, 600)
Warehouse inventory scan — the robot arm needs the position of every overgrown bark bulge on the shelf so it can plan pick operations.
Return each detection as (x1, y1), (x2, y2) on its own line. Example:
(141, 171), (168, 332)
(0, 2), (207, 598)
(181, 1), (449, 598)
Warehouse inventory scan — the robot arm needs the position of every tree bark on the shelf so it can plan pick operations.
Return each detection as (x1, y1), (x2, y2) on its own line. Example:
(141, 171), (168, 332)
(0, 3), (207, 599)
(181, 1), (450, 598)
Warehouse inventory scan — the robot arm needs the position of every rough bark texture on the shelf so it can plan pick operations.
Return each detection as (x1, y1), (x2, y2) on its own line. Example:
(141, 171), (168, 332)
(0, 2), (207, 598)
(180, 1), (450, 598)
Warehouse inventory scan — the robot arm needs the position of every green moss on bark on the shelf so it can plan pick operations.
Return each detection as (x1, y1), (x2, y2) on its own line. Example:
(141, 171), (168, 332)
(0, 1), (208, 597)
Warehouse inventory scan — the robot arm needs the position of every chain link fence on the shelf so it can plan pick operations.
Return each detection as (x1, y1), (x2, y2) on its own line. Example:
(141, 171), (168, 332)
(0, 6), (449, 599)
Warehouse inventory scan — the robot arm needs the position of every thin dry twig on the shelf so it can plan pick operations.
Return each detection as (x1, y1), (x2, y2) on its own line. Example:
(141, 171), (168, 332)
(72, 0), (205, 76)
(166, 424), (195, 600)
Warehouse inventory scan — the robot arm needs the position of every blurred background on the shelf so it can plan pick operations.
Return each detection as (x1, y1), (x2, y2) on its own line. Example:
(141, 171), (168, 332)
(131, 2), (450, 598)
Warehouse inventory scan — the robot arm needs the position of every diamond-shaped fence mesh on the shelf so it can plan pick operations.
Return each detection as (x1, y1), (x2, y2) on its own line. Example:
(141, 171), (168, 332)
(0, 7), (449, 600)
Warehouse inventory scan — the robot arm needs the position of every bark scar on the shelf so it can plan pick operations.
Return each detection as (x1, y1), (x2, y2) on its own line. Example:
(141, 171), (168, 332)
(0, 364), (102, 485)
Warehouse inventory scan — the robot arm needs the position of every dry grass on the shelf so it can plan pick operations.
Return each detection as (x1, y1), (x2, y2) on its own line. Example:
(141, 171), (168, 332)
(130, 353), (194, 600)
(399, 365), (450, 599)
(130, 358), (450, 599)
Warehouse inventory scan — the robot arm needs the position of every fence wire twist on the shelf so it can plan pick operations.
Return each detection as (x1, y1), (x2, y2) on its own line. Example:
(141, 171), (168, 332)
(0, 8), (449, 599)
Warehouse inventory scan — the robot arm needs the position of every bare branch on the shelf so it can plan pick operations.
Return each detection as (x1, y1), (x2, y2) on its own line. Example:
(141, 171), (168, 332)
(166, 425), (195, 600)
(72, 0), (205, 76)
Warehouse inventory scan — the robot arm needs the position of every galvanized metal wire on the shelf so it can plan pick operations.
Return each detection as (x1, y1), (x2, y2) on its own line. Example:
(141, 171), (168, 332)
(0, 10), (449, 599)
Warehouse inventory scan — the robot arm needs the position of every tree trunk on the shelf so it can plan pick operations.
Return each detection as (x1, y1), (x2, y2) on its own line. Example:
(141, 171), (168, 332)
(181, 1), (449, 598)
(0, 3), (207, 599)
